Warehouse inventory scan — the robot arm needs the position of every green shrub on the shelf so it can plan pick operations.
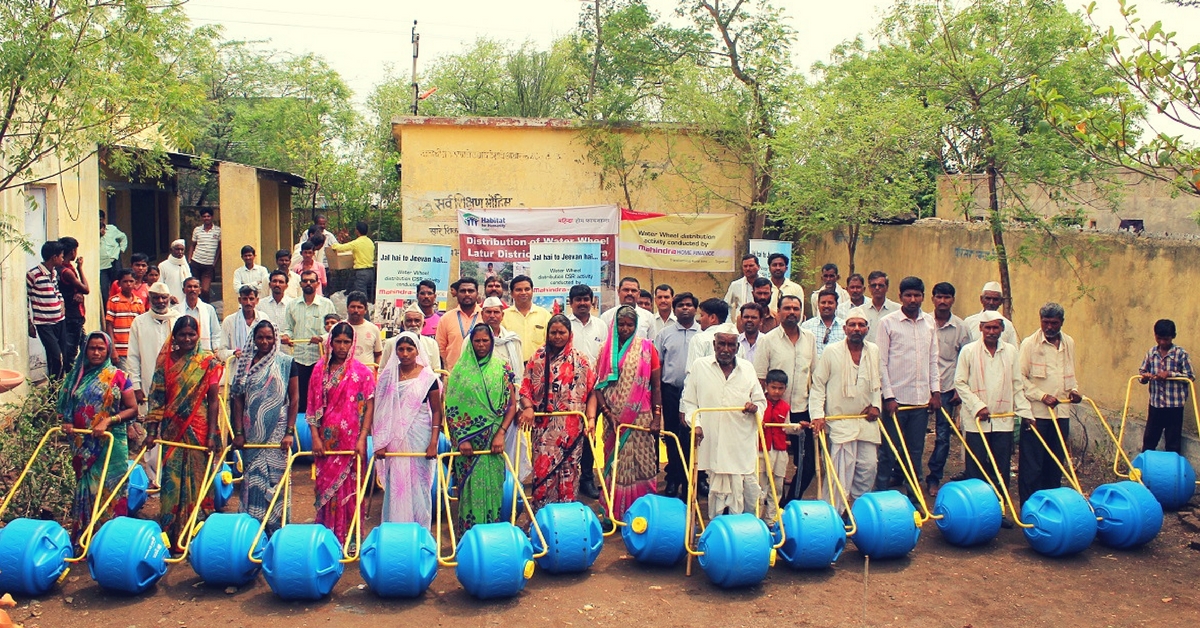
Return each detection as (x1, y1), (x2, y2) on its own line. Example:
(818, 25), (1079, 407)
(0, 381), (74, 524)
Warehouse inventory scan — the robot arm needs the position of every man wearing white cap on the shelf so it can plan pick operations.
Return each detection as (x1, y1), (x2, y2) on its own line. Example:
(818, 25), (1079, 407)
(955, 311), (1032, 522)
(682, 328), (767, 518)
(481, 295), (529, 479)
(159, 239), (191, 305)
(686, 298), (736, 375)
(380, 302), (441, 373)
(810, 307), (882, 516)
(963, 281), (1018, 346)
(126, 282), (180, 484)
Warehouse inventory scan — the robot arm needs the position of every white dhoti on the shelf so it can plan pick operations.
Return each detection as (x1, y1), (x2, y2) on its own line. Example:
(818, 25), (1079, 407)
(758, 449), (789, 521)
(828, 440), (877, 514)
(708, 472), (760, 519)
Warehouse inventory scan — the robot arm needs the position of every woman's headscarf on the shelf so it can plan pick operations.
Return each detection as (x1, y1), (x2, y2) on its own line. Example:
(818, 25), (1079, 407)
(232, 320), (278, 394)
(457, 321), (495, 364)
(596, 305), (639, 391)
(446, 324), (511, 447)
(373, 331), (439, 452)
(57, 331), (118, 421)
(543, 314), (573, 360)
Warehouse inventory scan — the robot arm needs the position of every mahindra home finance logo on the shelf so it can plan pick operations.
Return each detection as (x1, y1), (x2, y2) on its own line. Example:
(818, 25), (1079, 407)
(462, 213), (506, 230)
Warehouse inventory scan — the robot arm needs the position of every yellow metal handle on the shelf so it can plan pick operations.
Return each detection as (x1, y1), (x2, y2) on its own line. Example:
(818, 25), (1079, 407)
(165, 445), (230, 563)
(683, 407), (753, 577)
(876, 406), (937, 524)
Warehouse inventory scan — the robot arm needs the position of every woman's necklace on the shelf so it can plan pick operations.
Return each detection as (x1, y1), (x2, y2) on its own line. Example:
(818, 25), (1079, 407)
(399, 363), (420, 381)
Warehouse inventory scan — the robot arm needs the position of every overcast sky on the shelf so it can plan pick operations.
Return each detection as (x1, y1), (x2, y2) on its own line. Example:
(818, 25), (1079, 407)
(184, 0), (1199, 113)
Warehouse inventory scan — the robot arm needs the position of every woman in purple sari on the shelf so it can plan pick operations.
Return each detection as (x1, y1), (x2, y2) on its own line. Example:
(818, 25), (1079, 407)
(307, 321), (376, 543)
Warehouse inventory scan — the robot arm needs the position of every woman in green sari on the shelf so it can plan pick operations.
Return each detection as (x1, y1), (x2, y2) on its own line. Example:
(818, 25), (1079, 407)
(446, 323), (517, 534)
(58, 331), (139, 543)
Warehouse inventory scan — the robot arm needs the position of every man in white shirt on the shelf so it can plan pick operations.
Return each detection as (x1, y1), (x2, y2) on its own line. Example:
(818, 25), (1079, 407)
(810, 307), (882, 515)
(809, 263), (850, 321)
(313, 214), (339, 268)
(956, 311), (1032, 521)
(600, 277), (653, 338)
(753, 294), (818, 502)
(346, 290), (383, 367)
(835, 273), (867, 319)
(218, 285), (268, 361)
(175, 277), (221, 352)
(682, 329), (767, 518)
(159, 239), (191, 305)
(274, 250), (302, 299)
(723, 254), (761, 312)
(1017, 302), (1081, 505)
(233, 245), (270, 297)
(927, 281), (972, 494)
(765, 253), (804, 316)
(380, 303), (442, 373)
(962, 281), (1019, 346)
(258, 271), (294, 329)
(126, 282), (180, 484)
(567, 284), (607, 499)
(737, 303), (764, 363)
(862, 271), (900, 344)
(876, 276), (942, 499)
(686, 298), (735, 374)
(650, 284), (677, 337)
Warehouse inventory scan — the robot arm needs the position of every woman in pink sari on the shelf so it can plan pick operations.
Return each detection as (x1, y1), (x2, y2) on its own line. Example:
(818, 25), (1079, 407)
(372, 331), (442, 529)
(307, 321), (376, 543)
(595, 306), (663, 521)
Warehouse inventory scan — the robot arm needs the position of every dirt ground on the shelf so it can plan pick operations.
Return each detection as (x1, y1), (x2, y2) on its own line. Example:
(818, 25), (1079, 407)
(8, 437), (1200, 628)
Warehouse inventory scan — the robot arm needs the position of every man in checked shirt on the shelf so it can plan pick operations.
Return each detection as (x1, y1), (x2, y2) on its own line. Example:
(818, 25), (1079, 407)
(1138, 319), (1195, 454)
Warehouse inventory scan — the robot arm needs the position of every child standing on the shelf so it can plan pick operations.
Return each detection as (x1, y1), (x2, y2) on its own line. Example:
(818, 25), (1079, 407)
(105, 269), (146, 368)
(1139, 319), (1195, 453)
(759, 370), (792, 522)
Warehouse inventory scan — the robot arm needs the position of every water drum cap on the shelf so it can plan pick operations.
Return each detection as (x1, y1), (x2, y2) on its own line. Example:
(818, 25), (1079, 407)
(220, 471), (233, 485)
(523, 560), (536, 579)
(631, 516), (648, 534)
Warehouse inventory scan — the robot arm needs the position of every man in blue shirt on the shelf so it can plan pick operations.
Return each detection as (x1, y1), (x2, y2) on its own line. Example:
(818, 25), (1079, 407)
(653, 292), (700, 499)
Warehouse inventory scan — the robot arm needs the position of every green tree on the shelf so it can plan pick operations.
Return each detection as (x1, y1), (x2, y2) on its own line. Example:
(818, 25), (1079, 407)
(771, 40), (940, 275)
(0, 0), (208, 193)
(413, 37), (573, 118)
(878, 0), (1124, 316)
(1035, 1), (1198, 199)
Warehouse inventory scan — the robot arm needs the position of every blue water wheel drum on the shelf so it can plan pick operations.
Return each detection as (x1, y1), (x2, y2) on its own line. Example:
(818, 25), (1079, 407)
(697, 514), (773, 588)
(531, 502), (605, 574)
(500, 469), (525, 522)
(1089, 481), (1164, 549)
(292, 415), (313, 454)
(359, 522), (438, 598)
(933, 479), (1003, 547)
(850, 490), (920, 559)
(213, 461), (235, 509)
(127, 461), (149, 515)
(621, 494), (687, 566)
(1132, 450), (1197, 510)
(261, 524), (345, 600)
(455, 522), (535, 600)
(86, 517), (169, 594)
(778, 500), (847, 569)
(0, 519), (72, 596)
(1021, 487), (1097, 557)
(188, 513), (266, 587)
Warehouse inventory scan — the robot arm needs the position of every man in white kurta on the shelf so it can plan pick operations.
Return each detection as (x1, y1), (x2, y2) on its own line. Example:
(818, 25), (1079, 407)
(954, 312), (1032, 493)
(962, 281), (1019, 347)
(126, 282), (180, 485)
(809, 308), (882, 515)
(682, 331), (767, 518)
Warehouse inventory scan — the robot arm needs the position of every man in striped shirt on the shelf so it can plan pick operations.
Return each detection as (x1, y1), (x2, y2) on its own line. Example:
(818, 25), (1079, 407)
(105, 269), (146, 366)
(188, 207), (221, 302)
(26, 241), (69, 378)
(875, 276), (942, 501)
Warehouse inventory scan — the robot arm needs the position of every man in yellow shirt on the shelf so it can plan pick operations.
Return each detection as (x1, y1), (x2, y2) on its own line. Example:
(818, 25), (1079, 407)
(502, 274), (551, 362)
(330, 220), (375, 296)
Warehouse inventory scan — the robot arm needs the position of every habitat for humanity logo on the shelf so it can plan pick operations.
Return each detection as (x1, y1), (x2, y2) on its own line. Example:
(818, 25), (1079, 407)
(462, 212), (506, 230)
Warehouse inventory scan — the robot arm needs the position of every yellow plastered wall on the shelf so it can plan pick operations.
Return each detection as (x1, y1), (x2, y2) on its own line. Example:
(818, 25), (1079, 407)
(810, 220), (1199, 442)
(0, 152), (101, 398)
(217, 162), (261, 313)
(392, 118), (755, 302)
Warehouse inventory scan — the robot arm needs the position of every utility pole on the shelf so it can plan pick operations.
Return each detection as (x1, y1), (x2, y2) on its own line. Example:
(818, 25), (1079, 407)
(410, 20), (420, 116)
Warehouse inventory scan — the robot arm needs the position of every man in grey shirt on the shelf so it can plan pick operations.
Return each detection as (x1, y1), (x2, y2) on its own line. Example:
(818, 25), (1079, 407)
(927, 281), (971, 494)
(653, 292), (701, 499)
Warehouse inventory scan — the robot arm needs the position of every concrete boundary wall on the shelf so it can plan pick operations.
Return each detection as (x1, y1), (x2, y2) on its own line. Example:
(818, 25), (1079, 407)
(809, 219), (1200, 466)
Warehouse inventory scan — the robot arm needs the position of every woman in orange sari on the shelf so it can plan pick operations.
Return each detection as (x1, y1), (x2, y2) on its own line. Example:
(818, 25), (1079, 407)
(146, 315), (223, 549)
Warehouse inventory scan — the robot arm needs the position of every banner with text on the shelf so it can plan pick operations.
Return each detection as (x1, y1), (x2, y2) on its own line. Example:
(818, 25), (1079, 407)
(373, 242), (452, 331)
(619, 209), (738, 272)
(458, 205), (619, 309)
(749, 239), (794, 278)
(529, 242), (602, 312)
